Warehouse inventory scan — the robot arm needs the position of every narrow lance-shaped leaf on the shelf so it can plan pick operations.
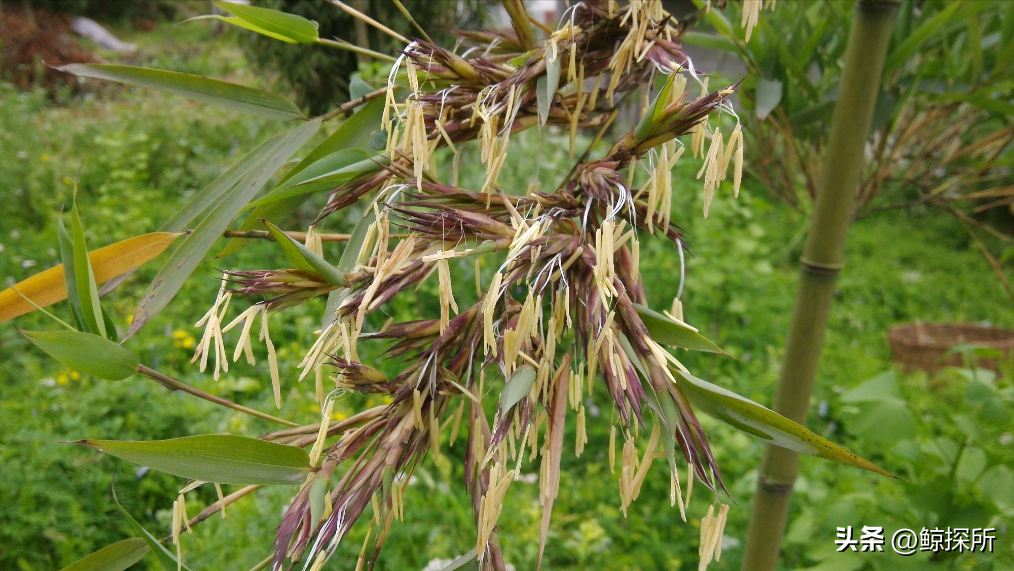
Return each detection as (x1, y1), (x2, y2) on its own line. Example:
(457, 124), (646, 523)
(57, 216), (86, 329)
(634, 303), (729, 355)
(0, 232), (181, 324)
(58, 64), (305, 121)
(321, 204), (379, 329)
(129, 120), (321, 337)
(672, 371), (896, 478)
(57, 538), (149, 571)
(262, 219), (346, 286)
(111, 486), (189, 571)
(78, 435), (312, 485)
(20, 329), (140, 381)
(212, 1), (320, 44)
(245, 153), (384, 209)
(70, 201), (107, 338)
(218, 98), (386, 258)
(499, 365), (537, 415)
(536, 52), (561, 127)
(884, 2), (963, 73)
(635, 73), (677, 141)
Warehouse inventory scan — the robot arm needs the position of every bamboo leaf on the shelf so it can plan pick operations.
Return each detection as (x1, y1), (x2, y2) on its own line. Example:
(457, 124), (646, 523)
(57, 539), (149, 571)
(185, 15), (302, 43)
(349, 74), (372, 101)
(58, 64), (305, 120)
(245, 154), (383, 209)
(21, 330), (139, 380)
(0, 233), (181, 324)
(321, 205), (379, 329)
(499, 365), (537, 414)
(537, 53), (561, 127)
(212, 1), (319, 44)
(885, 2), (963, 73)
(218, 98), (385, 258)
(634, 303), (729, 355)
(634, 73), (676, 141)
(79, 435), (311, 485)
(262, 220), (346, 286)
(111, 487), (189, 571)
(436, 550), (479, 571)
(673, 371), (896, 478)
(70, 202), (106, 338)
(57, 216), (86, 329)
(682, 30), (739, 53)
(755, 78), (783, 120)
(128, 120), (320, 337)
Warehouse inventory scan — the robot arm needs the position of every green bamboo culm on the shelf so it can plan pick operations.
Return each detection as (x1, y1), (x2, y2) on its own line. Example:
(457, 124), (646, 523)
(739, 1), (900, 570)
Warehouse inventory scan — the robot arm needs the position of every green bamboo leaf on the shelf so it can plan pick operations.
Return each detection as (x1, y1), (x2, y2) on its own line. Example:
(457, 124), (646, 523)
(218, 98), (386, 258)
(349, 74), (372, 101)
(70, 201), (106, 338)
(755, 78), (783, 120)
(57, 216), (86, 329)
(57, 539), (148, 571)
(673, 371), (896, 478)
(111, 487), (189, 571)
(58, 64), (305, 120)
(536, 52), (561, 127)
(79, 435), (311, 485)
(245, 154), (383, 209)
(634, 303), (729, 355)
(634, 73), (676, 141)
(691, 0), (734, 37)
(321, 205), (379, 329)
(885, 2), (963, 73)
(682, 30), (739, 53)
(128, 120), (320, 337)
(308, 476), (328, 525)
(436, 549), (480, 571)
(499, 365), (537, 414)
(212, 1), (319, 44)
(184, 15), (302, 43)
(262, 220), (346, 286)
(21, 330), (139, 380)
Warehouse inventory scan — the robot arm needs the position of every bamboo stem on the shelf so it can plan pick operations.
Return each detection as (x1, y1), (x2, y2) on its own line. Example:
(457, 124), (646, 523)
(317, 86), (390, 122)
(317, 37), (396, 63)
(392, 0), (433, 43)
(740, 2), (899, 570)
(329, 0), (410, 43)
(137, 365), (298, 428)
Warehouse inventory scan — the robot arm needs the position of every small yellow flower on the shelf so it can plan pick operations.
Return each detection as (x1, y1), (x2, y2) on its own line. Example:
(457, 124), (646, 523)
(62, 176), (74, 185)
(69, 370), (80, 381)
(172, 330), (196, 349)
(41, 153), (51, 162)
(331, 411), (348, 422)
(57, 373), (69, 385)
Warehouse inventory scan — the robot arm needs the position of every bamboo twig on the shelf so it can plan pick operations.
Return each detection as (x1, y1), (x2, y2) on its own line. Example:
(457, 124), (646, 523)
(392, 0), (432, 43)
(329, 0), (410, 43)
(138, 365), (299, 427)
(317, 37), (396, 63)
(159, 484), (261, 543)
(318, 86), (390, 122)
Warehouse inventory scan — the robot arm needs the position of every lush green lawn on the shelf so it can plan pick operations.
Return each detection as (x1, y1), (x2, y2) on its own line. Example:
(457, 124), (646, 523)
(2, 25), (1012, 571)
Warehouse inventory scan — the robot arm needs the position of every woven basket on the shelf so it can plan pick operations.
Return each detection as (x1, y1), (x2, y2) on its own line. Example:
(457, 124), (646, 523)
(888, 322), (1014, 372)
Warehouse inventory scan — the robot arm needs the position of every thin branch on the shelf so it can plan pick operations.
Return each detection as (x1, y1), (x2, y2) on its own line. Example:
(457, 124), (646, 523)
(961, 222), (1014, 305)
(328, 0), (410, 43)
(159, 484), (261, 543)
(137, 365), (299, 427)
(221, 229), (351, 242)
(318, 86), (390, 122)
(317, 37), (396, 63)
(392, 0), (432, 43)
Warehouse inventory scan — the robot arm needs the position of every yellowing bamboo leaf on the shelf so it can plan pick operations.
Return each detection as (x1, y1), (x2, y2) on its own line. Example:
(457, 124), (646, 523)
(673, 371), (896, 478)
(57, 539), (149, 571)
(0, 232), (181, 324)
(79, 435), (311, 485)
(21, 330), (140, 380)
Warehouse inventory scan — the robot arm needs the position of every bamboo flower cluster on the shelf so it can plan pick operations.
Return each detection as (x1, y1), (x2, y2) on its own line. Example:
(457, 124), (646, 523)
(195, 1), (749, 569)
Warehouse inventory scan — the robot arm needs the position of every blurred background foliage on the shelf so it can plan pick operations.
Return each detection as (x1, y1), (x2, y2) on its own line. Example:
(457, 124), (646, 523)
(0, 1), (1012, 571)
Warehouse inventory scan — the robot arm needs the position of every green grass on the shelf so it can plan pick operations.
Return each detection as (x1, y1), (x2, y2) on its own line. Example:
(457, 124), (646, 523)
(2, 26), (1013, 571)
